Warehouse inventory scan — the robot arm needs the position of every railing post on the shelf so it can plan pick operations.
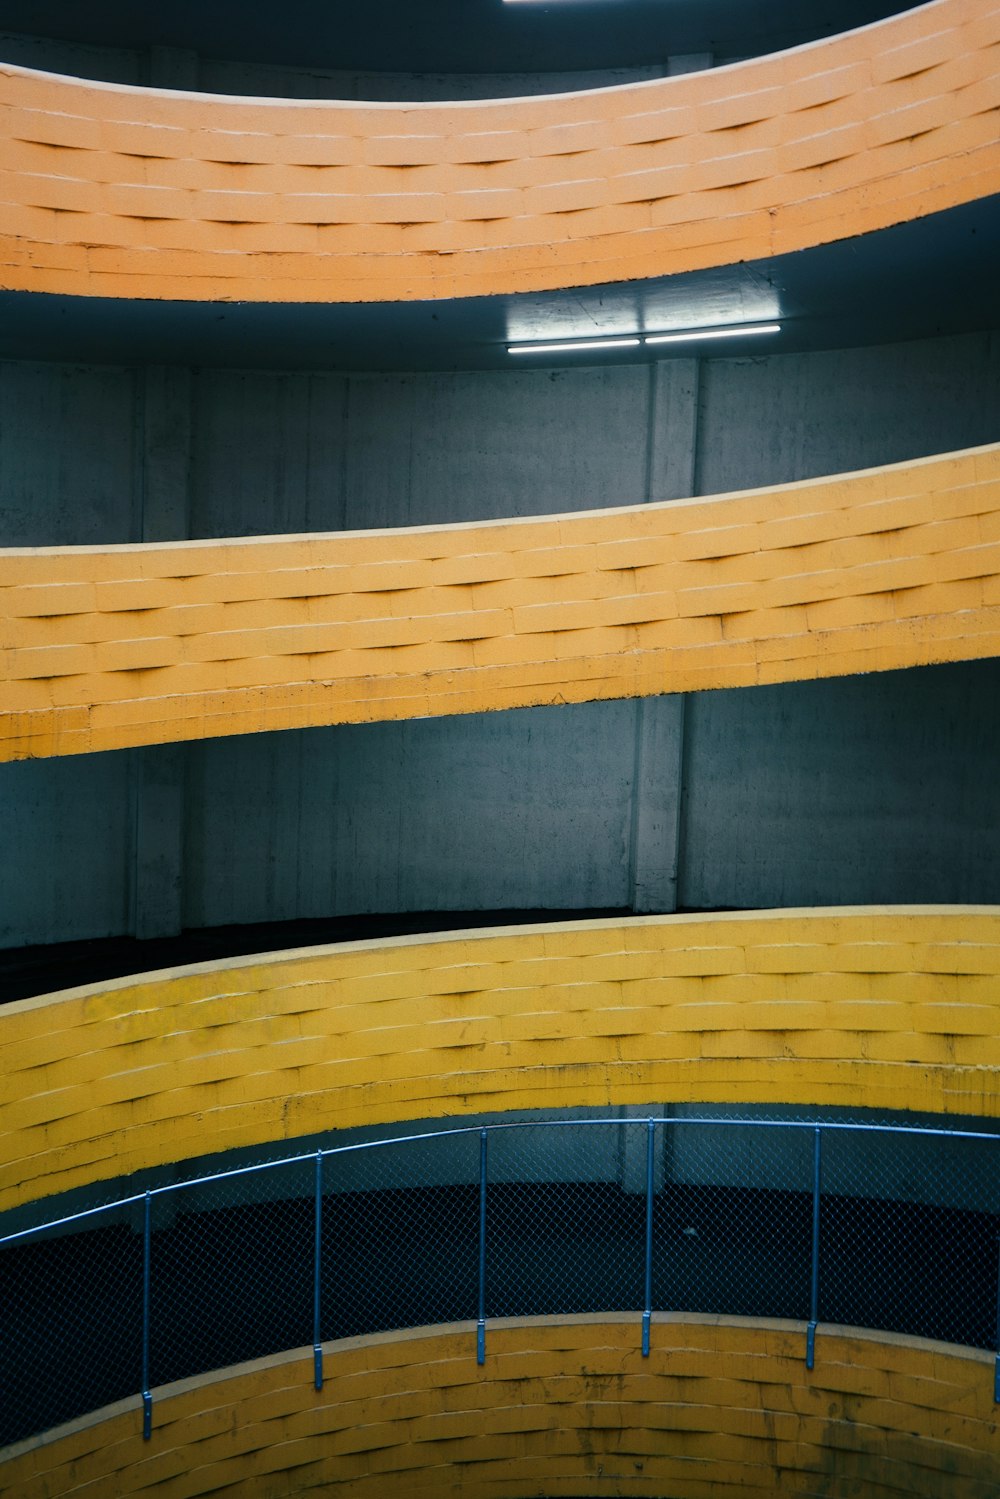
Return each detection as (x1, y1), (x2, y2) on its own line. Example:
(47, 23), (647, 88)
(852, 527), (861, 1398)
(141, 1190), (152, 1439)
(806, 1127), (822, 1371)
(313, 1152), (324, 1392)
(477, 1128), (488, 1366)
(994, 1236), (1000, 1403)
(642, 1118), (655, 1356)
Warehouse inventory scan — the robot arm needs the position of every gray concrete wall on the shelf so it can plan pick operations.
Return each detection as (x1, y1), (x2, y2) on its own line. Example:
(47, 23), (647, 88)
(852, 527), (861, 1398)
(4, 657), (997, 949)
(189, 362), (699, 536)
(0, 754), (134, 947)
(7, 333), (997, 549)
(696, 333), (1000, 492)
(145, 657), (1000, 930)
(181, 704), (638, 930)
(0, 30), (668, 96)
(1, 330), (998, 948)
(199, 59), (670, 100)
(0, 362), (138, 546)
(680, 666), (1000, 911)
(0, 32), (143, 84)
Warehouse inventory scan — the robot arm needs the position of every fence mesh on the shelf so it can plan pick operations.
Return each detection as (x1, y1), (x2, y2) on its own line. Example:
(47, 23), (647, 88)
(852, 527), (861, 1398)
(0, 1205), (142, 1445)
(654, 1122), (815, 1322)
(149, 1158), (314, 1390)
(1, 1118), (997, 1449)
(321, 1131), (480, 1340)
(819, 1127), (998, 1350)
(486, 1123), (646, 1318)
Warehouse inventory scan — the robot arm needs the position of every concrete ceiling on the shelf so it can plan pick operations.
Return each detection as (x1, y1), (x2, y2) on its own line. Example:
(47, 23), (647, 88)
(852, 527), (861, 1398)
(2, 196), (997, 372)
(3, 0), (910, 76)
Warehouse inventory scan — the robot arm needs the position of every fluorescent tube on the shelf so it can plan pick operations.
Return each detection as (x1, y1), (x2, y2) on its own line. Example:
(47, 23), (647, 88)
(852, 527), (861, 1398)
(644, 323), (780, 345)
(508, 337), (642, 355)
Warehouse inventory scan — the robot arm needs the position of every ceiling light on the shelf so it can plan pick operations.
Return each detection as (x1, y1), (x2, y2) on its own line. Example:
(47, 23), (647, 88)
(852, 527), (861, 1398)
(508, 337), (641, 355)
(644, 322), (780, 345)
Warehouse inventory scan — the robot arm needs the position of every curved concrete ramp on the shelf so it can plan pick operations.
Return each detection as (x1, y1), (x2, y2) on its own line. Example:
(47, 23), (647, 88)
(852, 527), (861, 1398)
(3, 443), (999, 760)
(3, 905), (998, 1211)
(2, 1317), (997, 1497)
(0, 0), (997, 303)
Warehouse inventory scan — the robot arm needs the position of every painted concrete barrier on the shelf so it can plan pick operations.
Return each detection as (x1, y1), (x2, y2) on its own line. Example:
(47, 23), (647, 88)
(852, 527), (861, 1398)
(2, 443), (999, 759)
(2, 907), (998, 1212)
(0, 0), (998, 302)
(2, 1316), (997, 1497)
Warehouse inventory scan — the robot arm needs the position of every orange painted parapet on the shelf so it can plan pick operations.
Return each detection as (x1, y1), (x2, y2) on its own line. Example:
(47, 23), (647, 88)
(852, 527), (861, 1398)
(1, 0), (998, 303)
(3, 1318), (998, 1497)
(2, 907), (998, 1212)
(3, 443), (1000, 760)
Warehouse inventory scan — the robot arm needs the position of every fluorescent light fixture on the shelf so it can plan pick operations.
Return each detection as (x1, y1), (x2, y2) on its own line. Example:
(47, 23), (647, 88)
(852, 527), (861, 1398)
(508, 337), (642, 355)
(644, 322), (780, 346)
(506, 324), (780, 357)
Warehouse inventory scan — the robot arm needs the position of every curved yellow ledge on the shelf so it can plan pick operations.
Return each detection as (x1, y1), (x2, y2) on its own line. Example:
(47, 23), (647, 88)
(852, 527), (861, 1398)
(3, 1318), (997, 1497)
(2, 907), (998, 1213)
(1, 0), (998, 302)
(3, 443), (999, 761)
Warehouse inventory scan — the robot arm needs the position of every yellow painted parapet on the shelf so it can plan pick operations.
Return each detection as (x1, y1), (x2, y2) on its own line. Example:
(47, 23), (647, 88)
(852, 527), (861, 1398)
(0, 0), (998, 303)
(3, 1317), (998, 1497)
(3, 443), (1000, 760)
(2, 907), (999, 1213)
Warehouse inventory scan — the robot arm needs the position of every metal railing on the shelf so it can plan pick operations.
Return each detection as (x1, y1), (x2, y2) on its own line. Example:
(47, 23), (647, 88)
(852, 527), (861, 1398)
(2, 1116), (999, 1447)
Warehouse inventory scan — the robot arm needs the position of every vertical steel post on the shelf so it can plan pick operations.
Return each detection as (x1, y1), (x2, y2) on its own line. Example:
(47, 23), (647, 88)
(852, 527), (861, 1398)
(477, 1128), (488, 1365)
(642, 1118), (655, 1356)
(141, 1190), (152, 1439)
(313, 1152), (324, 1392)
(994, 1236), (1000, 1403)
(806, 1127), (821, 1371)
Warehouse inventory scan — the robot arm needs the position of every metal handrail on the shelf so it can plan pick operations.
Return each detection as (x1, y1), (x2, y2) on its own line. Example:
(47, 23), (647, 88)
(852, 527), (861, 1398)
(1, 1113), (998, 1446)
(4, 1114), (998, 1250)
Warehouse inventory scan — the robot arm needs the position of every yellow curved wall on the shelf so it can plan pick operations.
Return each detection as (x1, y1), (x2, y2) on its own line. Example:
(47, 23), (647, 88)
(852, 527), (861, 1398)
(3, 442), (999, 760)
(1, 0), (998, 303)
(3, 1317), (997, 1496)
(3, 907), (998, 1213)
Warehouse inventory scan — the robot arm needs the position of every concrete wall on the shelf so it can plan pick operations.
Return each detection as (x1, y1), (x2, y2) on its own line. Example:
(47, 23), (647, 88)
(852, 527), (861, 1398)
(679, 665), (1000, 911)
(0, 753), (135, 946)
(0, 32), (143, 85)
(183, 703), (640, 929)
(5, 660), (996, 949)
(199, 60), (672, 101)
(0, 362), (139, 546)
(188, 363), (697, 537)
(1, 330), (998, 947)
(696, 334), (1000, 492)
(7, 333), (998, 549)
(0, 29), (672, 96)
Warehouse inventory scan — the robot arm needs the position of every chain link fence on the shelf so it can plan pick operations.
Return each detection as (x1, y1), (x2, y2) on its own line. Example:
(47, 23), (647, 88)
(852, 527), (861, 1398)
(2, 1117), (998, 1447)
